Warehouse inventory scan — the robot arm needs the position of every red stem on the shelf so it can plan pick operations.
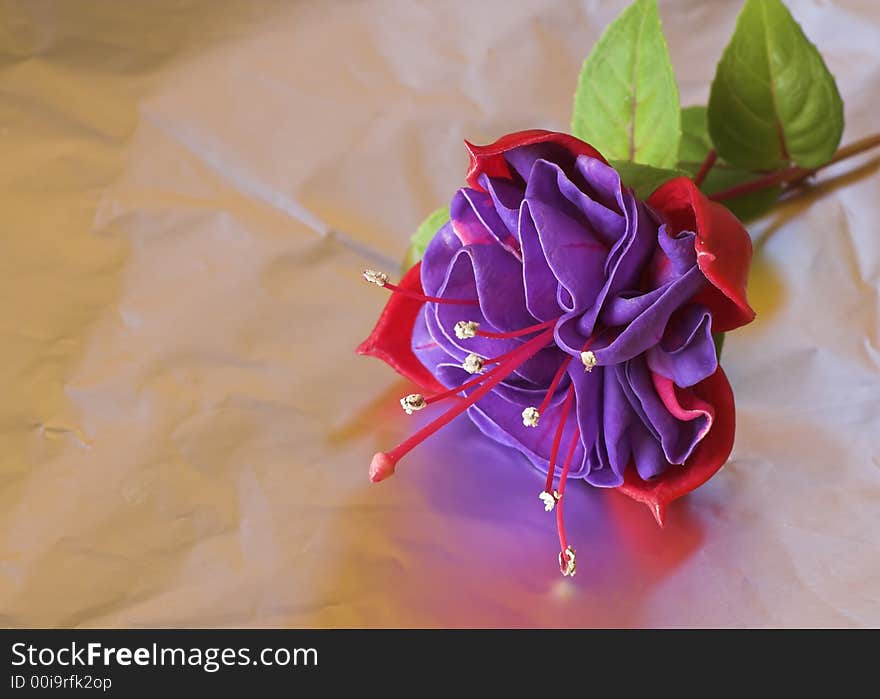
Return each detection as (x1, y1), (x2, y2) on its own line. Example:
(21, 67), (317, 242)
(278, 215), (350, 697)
(693, 149), (717, 188)
(709, 133), (880, 203)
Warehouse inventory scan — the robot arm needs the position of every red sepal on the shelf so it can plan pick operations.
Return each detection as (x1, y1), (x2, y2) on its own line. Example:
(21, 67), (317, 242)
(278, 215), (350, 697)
(616, 365), (736, 526)
(649, 177), (756, 332)
(465, 130), (607, 192)
(356, 262), (445, 393)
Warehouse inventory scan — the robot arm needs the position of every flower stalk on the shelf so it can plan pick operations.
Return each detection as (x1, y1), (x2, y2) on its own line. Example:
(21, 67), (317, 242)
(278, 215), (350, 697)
(709, 133), (880, 202)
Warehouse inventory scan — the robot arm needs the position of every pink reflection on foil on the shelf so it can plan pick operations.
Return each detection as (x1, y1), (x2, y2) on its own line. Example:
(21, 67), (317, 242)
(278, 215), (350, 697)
(324, 380), (704, 627)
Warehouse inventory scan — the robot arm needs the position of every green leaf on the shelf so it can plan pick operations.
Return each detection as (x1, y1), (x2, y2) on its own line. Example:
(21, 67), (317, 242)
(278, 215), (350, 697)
(707, 0), (843, 171)
(677, 105), (780, 222)
(610, 160), (685, 199)
(572, 0), (681, 169)
(403, 207), (448, 270)
(679, 105), (714, 164)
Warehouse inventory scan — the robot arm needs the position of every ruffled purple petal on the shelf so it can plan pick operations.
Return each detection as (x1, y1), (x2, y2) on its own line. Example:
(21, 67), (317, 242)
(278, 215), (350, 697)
(625, 356), (710, 465)
(436, 244), (534, 333)
(554, 189), (658, 351)
(592, 266), (706, 366)
(479, 174), (525, 242)
(648, 227), (698, 286)
(451, 188), (519, 255)
(646, 304), (717, 387)
(467, 390), (587, 478)
(597, 365), (633, 485)
(575, 156), (625, 214)
(421, 220), (462, 296)
(503, 143), (589, 187)
(564, 158), (626, 244)
(629, 417), (669, 480)
(518, 200), (562, 322)
(525, 160), (608, 312)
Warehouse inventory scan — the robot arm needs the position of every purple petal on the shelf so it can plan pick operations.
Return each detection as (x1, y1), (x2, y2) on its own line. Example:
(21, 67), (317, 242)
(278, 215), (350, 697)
(575, 156), (625, 213)
(525, 160), (608, 311)
(625, 356), (709, 465)
(646, 304), (718, 387)
(503, 143), (586, 186)
(421, 220), (462, 296)
(629, 418), (669, 480)
(480, 174), (525, 242)
(468, 389), (587, 478)
(648, 227), (698, 286)
(518, 200), (562, 321)
(442, 244), (534, 332)
(599, 365), (633, 483)
(592, 266), (706, 365)
(451, 188), (519, 255)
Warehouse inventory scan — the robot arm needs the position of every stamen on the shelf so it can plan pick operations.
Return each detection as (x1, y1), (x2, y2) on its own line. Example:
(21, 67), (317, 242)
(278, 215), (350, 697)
(476, 318), (556, 339)
(483, 344), (528, 366)
(539, 490), (560, 512)
(581, 350), (597, 372)
(522, 355), (573, 428)
(370, 328), (555, 482)
(559, 546), (576, 577)
(362, 269), (388, 286)
(462, 353), (484, 374)
(363, 269), (477, 306)
(422, 371), (488, 406)
(413, 343), (533, 410)
(555, 424), (581, 577)
(522, 407), (540, 427)
(454, 320), (479, 339)
(400, 394), (426, 415)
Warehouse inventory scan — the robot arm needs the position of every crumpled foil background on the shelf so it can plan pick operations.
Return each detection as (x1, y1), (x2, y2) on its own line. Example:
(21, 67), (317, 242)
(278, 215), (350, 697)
(0, 0), (877, 627)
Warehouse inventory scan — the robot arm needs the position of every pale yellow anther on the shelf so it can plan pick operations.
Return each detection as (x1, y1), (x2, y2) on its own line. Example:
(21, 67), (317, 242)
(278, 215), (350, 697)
(581, 350), (597, 372)
(399, 393), (426, 415)
(462, 353), (484, 374)
(454, 320), (479, 340)
(362, 269), (388, 287)
(522, 407), (540, 427)
(559, 546), (577, 577)
(539, 490), (561, 512)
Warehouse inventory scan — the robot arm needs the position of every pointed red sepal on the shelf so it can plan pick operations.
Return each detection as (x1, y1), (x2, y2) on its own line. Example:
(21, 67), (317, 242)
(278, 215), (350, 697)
(649, 177), (756, 333)
(616, 365), (736, 526)
(356, 262), (445, 393)
(465, 130), (607, 192)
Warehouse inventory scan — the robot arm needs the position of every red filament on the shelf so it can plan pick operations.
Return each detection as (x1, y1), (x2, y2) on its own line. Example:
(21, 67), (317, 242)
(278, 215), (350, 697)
(556, 424), (581, 570)
(370, 328), (556, 482)
(543, 384), (575, 494)
(383, 279), (477, 306)
(476, 318), (556, 339)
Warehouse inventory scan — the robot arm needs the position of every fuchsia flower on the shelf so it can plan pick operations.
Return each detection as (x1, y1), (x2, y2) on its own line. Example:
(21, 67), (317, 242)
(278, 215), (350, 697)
(358, 130), (755, 575)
